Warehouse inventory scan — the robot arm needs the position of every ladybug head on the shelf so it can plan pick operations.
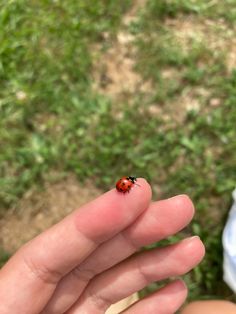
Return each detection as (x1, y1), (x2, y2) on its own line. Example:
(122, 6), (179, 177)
(127, 176), (137, 183)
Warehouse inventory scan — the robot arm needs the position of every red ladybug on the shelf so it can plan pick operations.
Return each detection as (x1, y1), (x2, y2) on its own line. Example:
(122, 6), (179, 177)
(116, 176), (137, 193)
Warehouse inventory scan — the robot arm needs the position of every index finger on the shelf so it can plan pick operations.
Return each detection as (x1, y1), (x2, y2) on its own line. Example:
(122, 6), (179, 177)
(0, 178), (151, 314)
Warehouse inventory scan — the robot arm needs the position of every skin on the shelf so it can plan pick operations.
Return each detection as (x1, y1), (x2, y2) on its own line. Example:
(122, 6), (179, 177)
(0, 178), (205, 314)
(181, 301), (236, 314)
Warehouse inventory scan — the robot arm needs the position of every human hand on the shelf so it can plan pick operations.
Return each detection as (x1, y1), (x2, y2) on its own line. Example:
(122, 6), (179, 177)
(0, 178), (204, 313)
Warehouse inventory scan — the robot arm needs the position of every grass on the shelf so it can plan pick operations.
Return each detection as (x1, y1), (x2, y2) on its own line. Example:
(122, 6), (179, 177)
(0, 247), (10, 268)
(0, 0), (236, 303)
(0, 0), (132, 209)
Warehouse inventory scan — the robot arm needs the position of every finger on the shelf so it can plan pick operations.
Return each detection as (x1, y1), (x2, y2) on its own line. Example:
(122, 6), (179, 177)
(123, 279), (187, 314)
(44, 194), (194, 314)
(66, 236), (205, 313)
(0, 179), (151, 314)
(181, 300), (236, 314)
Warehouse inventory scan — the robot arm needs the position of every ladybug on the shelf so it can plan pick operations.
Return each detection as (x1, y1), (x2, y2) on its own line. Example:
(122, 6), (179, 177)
(116, 176), (137, 193)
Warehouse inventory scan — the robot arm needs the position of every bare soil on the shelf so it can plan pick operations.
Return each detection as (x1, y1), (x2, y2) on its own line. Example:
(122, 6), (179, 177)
(0, 176), (101, 252)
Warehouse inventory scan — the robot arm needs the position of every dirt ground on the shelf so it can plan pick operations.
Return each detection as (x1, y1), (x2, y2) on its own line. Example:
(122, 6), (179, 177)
(0, 176), (101, 252)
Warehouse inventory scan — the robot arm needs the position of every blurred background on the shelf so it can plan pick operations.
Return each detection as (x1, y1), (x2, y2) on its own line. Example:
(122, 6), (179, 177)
(0, 0), (236, 302)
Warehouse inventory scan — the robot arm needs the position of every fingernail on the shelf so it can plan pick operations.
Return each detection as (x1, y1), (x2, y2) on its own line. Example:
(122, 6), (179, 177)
(167, 194), (188, 200)
(181, 236), (200, 244)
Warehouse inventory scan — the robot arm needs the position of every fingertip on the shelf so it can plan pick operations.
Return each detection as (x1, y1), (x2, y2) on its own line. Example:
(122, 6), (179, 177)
(185, 236), (205, 255)
(168, 194), (194, 211)
(180, 236), (206, 267)
(136, 177), (152, 200)
(123, 279), (188, 314)
(159, 279), (188, 311)
(170, 279), (188, 295)
(191, 236), (206, 261)
(167, 194), (195, 221)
